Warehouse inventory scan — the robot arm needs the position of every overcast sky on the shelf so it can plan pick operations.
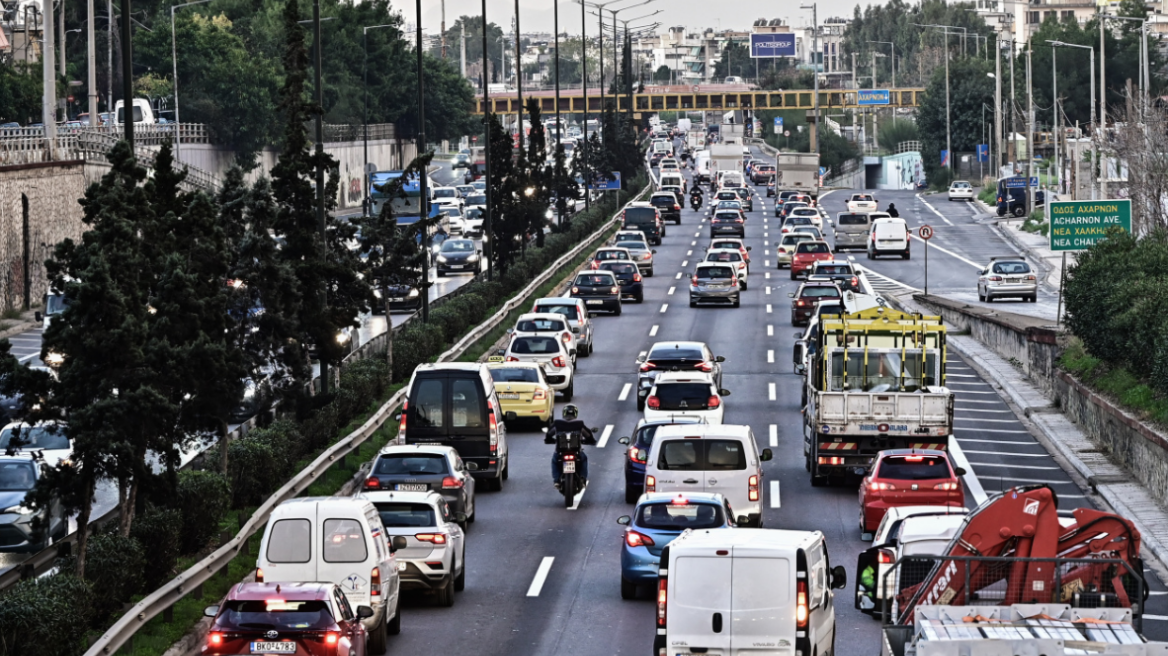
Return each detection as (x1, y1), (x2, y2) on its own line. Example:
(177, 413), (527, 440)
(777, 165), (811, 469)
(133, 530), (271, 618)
(414, 0), (871, 35)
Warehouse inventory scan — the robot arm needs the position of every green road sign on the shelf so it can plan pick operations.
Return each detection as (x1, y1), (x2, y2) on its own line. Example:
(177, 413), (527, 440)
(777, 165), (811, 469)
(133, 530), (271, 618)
(1049, 199), (1132, 252)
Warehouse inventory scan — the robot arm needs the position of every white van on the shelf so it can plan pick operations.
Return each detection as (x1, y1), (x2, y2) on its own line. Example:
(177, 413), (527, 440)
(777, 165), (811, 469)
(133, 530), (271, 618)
(257, 497), (403, 651)
(643, 424), (771, 527)
(113, 98), (156, 125)
(659, 172), (686, 193)
(717, 170), (745, 189)
(656, 528), (846, 656)
(868, 216), (910, 260)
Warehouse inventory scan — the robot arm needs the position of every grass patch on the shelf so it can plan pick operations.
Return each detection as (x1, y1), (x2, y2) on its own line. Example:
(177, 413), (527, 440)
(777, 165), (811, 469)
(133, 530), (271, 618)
(978, 185), (997, 205)
(1060, 338), (1168, 425)
(1, 308), (23, 321)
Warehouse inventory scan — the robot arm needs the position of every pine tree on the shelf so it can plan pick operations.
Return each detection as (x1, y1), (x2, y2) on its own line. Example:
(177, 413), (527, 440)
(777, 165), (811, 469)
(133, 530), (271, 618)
(486, 113), (522, 274)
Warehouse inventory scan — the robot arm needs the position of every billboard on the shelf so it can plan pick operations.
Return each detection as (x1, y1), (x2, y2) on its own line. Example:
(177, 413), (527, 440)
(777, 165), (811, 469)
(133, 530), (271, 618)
(750, 33), (796, 58)
(589, 171), (622, 191)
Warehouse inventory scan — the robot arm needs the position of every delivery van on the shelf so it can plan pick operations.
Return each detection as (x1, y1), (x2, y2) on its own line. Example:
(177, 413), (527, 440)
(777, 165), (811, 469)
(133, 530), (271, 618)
(868, 216), (910, 260)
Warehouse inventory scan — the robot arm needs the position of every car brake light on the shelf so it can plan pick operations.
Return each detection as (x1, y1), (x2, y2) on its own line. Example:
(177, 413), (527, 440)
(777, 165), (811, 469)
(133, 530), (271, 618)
(935, 482), (959, 491)
(1027, 275), (1037, 281)
(646, 475), (656, 492)
(779, 248), (787, 253)
(989, 275), (1003, 282)
(571, 286), (579, 293)
(640, 361), (657, 372)
(533, 389), (547, 400)
(442, 476), (463, 489)
(634, 273), (642, 282)
(673, 204), (680, 210)
(489, 408), (498, 454)
(398, 401), (408, 437)
(626, 530), (656, 548)
(371, 566), (381, 597)
(796, 579), (808, 628)
(748, 474), (759, 501)
(561, 332), (572, 344)
(416, 533), (448, 544)
(325, 632), (339, 646)
(611, 286), (620, 293)
(735, 218), (743, 223)
(797, 300), (806, 307)
(646, 396), (660, 409)
(870, 481), (896, 491)
(552, 356), (567, 368)
(904, 455), (924, 462)
(208, 632), (223, 647)
(707, 395), (721, 409)
(364, 477), (380, 490)
(628, 446), (642, 463)
(255, 567), (264, 582)
(694, 362), (713, 372)
(691, 275), (699, 285)
(506, 356), (520, 362)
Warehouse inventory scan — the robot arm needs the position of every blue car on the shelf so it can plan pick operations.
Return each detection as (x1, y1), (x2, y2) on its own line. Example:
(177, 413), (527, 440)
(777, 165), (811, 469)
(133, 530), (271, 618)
(617, 492), (736, 599)
(617, 416), (706, 503)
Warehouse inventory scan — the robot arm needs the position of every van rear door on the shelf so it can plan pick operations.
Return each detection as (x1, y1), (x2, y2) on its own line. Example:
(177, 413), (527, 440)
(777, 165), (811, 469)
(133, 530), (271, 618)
(669, 549), (733, 653)
(730, 548), (793, 653)
(701, 438), (751, 512)
(406, 373), (492, 469)
(653, 439), (705, 496)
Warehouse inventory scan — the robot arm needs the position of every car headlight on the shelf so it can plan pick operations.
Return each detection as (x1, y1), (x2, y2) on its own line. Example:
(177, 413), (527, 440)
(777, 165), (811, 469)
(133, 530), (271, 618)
(243, 385), (256, 399)
(336, 331), (351, 344)
(408, 288), (420, 298)
(467, 254), (479, 262)
(3, 504), (34, 515)
(437, 255), (447, 263)
(373, 289), (383, 299)
(45, 351), (64, 366)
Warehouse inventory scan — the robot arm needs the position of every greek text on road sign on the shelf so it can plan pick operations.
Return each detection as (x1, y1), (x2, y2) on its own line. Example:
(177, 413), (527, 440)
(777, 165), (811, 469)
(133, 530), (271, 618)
(1049, 199), (1131, 252)
(919, 225), (934, 240)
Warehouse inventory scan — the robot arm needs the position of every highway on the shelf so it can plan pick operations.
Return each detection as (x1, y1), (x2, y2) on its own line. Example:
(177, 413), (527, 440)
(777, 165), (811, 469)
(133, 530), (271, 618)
(367, 156), (1168, 655)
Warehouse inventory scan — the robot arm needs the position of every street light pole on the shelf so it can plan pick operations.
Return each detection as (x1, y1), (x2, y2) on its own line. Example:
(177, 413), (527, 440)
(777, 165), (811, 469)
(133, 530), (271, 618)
(310, 0), (330, 391)
(914, 24), (955, 171)
(579, 0), (590, 211)
(994, 36), (1002, 174)
(865, 40), (895, 88)
(481, 0), (494, 281)
(171, 0), (211, 163)
(363, 23), (396, 214)
(415, 0), (430, 323)
(87, 0), (97, 124)
(1049, 40), (1094, 199)
(120, 0), (132, 145)
(801, 2), (819, 155)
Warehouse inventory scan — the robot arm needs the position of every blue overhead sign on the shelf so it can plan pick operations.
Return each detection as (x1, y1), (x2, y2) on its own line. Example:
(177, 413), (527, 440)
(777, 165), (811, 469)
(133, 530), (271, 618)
(774, 117), (783, 131)
(976, 144), (989, 163)
(750, 33), (796, 58)
(1004, 176), (1039, 189)
(858, 89), (890, 106)
(589, 171), (622, 191)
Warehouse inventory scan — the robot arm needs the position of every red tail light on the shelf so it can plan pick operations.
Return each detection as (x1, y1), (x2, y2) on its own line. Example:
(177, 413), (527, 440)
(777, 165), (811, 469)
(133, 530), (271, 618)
(611, 286), (620, 294)
(416, 533), (449, 544)
(691, 275), (699, 285)
(208, 632), (223, 647)
(748, 474), (759, 501)
(934, 482), (959, 491)
(626, 530), (656, 548)
(735, 218), (743, 223)
(398, 401), (408, 437)
(640, 361), (657, 372)
(989, 276), (1003, 282)
(877, 549), (894, 564)
(634, 273), (642, 282)
(707, 395), (721, 409)
(533, 389), (547, 400)
(561, 332), (572, 344)
(673, 204), (680, 210)
(371, 566), (382, 597)
(442, 476), (464, 489)
(646, 475), (656, 492)
(796, 579), (808, 628)
(563, 453), (576, 461)
(694, 362), (713, 372)
(657, 578), (668, 627)
(571, 286), (580, 293)
(489, 408), (499, 454)
(627, 447), (642, 463)
(797, 300), (806, 307)
(552, 356), (566, 368)
(325, 632), (339, 646)
(255, 567), (264, 582)
(646, 396), (660, 409)
(870, 481), (896, 491)
(506, 356), (520, 362)
(731, 278), (739, 287)
(364, 477), (381, 490)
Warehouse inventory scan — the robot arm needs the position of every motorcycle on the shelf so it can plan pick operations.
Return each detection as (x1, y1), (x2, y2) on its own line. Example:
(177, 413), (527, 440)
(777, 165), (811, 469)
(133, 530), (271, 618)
(553, 427), (599, 507)
(690, 195), (703, 212)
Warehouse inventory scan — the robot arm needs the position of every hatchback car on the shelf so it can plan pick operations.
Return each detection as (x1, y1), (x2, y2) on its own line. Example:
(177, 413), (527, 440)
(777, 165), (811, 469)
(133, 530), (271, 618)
(710, 211), (745, 238)
(531, 297), (594, 356)
(617, 417), (707, 503)
(613, 230), (648, 245)
(689, 262), (740, 309)
(364, 444), (476, 525)
(636, 341), (725, 411)
(766, 176), (777, 197)
(649, 192), (682, 224)
(704, 249), (748, 289)
(485, 360), (555, 426)
(752, 164), (776, 185)
(435, 239), (481, 276)
(858, 449), (965, 536)
(776, 232), (816, 268)
(643, 372), (728, 425)
(590, 246), (634, 269)
(790, 240), (834, 279)
(711, 200), (745, 219)
(503, 334), (575, 400)
(569, 271), (622, 316)
(789, 206), (823, 228)
(709, 238), (751, 265)
(789, 281), (842, 326)
(712, 190), (739, 207)
(791, 225), (825, 241)
(733, 186), (753, 212)
(978, 258), (1037, 303)
(512, 312), (576, 357)
(202, 582), (379, 656)
(597, 261), (643, 303)
(0, 455), (66, 553)
(778, 200), (808, 219)
(809, 260), (862, 293)
(360, 490), (467, 607)
(846, 193), (878, 212)
(621, 240), (656, 276)
(616, 492), (736, 598)
(948, 180), (975, 201)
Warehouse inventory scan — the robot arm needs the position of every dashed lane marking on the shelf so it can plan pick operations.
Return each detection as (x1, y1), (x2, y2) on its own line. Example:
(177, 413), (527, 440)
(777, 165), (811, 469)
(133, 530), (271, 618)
(686, 250), (692, 256)
(660, 304), (669, 313)
(597, 425), (613, 448)
(765, 272), (771, 279)
(691, 241), (696, 246)
(527, 557), (555, 596)
(681, 260), (688, 267)
(766, 304), (773, 314)
(956, 438), (1041, 446)
(770, 480), (781, 508)
(675, 272), (682, 280)
(967, 461), (1062, 470)
(767, 325), (773, 336)
(767, 350), (774, 363)
(954, 418), (1026, 424)
(764, 260), (771, 267)
(768, 382), (776, 401)
(668, 287), (676, 296)
(917, 195), (955, 226)
(649, 325), (659, 336)
(769, 424), (778, 447)
(765, 287), (771, 295)
(618, 383), (632, 401)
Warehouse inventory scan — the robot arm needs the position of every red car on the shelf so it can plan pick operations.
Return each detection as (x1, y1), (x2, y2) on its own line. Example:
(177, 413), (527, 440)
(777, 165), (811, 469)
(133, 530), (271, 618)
(789, 281), (842, 326)
(790, 240), (834, 279)
(858, 449), (965, 535)
(203, 582), (374, 656)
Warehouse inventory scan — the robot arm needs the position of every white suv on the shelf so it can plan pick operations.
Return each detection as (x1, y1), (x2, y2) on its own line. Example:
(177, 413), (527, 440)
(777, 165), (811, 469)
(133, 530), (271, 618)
(644, 371), (728, 425)
(503, 333), (576, 400)
(511, 312), (578, 365)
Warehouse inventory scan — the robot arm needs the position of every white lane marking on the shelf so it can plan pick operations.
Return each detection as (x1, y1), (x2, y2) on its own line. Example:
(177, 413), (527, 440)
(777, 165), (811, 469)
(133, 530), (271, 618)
(956, 428), (1030, 434)
(686, 250), (692, 256)
(767, 350), (775, 363)
(660, 303), (669, 313)
(968, 461), (1062, 470)
(675, 272), (682, 280)
(947, 373), (979, 378)
(668, 286), (676, 296)
(527, 557), (555, 596)
(955, 399), (1005, 404)
(765, 272), (771, 279)
(768, 383), (776, 401)
(765, 286), (771, 295)
(919, 236), (984, 269)
(770, 480), (781, 508)
(956, 408), (1013, 414)
(681, 260), (688, 267)
(769, 424), (778, 447)
(947, 437), (988, 505)
(18, 353), (39, 363)
(1142, 615), (1168, 621)
(764, 240), (769, 246)
(953, 418), (1024, 424)
(918, 196), (955, 226)
(764, 260), (771, 267)
(694, 232), (700, 237)
(767, 325), (773, 336)
(764, 232), (769, 238)
(961, 450), (1051, 458)
(649, 325), (659, 336)
(956, 438), (1039, 446)
(618, 383), (632, 401)
(949, 389), (1000, 395)
(597, 425), (614, 448)
(691, 240), (696, 246)
(766, 304), (772, 313)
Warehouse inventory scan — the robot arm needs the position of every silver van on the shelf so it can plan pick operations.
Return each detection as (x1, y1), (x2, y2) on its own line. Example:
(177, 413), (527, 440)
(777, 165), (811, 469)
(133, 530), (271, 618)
(831, 212), (873, 251)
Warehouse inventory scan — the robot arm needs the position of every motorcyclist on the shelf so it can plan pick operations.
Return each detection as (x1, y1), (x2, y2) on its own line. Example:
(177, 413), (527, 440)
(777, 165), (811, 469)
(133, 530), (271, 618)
(545, 404), (596, 488)
(887, 203), (900, 218)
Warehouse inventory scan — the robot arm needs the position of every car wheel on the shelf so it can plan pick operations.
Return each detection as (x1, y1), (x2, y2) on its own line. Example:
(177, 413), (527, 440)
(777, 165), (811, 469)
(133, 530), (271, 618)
(637, 293), (644, 304)
(454, 558), (466, 592)
(613, 303), (623, 316)
(646, 268), (654, 278)
(790, 269), (797, 280)
(438, 575), (456, 607)
(436, 270), (445, 277)
(902, 252), (910, 260)
(637, 396), (646, 411)
(733, 295), (741, 308)
(625, 485), (641, 504)
(1030, 294), (1038, 303)
(502, 459), (509, 480)
(985, 294), (993, 303)
(621, 577), (638, 600)
(867, 250), (874, 260)
(368, 609), (389, 652)
(978, 290), (985, 302)
(562, 379), (574, 402)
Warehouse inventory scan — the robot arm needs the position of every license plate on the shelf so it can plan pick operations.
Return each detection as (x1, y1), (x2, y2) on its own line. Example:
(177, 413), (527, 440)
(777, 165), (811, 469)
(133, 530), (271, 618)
(398, 561), (407, 571)
(394, 484), (427, 491)
(707, 284), (724, 289)
(390, 297), (404, 302)
(563, 460), (576, 473)
(499, 393), (520, 400)
(586, 300), (603, 305)
(449, 265), (464, 269)
(251, 643), (296, 654)
(1006, 277), (1020, 283)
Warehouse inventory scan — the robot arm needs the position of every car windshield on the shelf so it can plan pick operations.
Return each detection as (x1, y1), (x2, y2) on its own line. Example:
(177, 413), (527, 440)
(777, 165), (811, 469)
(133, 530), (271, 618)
(797, 243), (830, 254)
(734, 189), (750, 197)
(657, 439), (745, 471)
(838, 214), (869, 225)
(510, 336), (561, 355)
(815, 265), (852, 275)
(599, 262), (638, 275)
(801, 286), (841, 298)
(877, 455), (951, 480)
(792, 210), (818, 217)
(441, 240), (475, 253)
(0, 425), (69, 451)
(489, 367), (541, 383)
(576, 274), (614, 286)
(786, 216), (813, 227)
(782, 235), (813, 246)
(374, 454), (450, 476)
(651, 196), (675, 206)
(992, 262), (1031, 274)
(716, 193), (736, 200)
(517, 318), (565, 332)
(654, 382), (712, 410)
(218, 599), (334, 631)
(594, 250), (627, 261)
(711, 242), (741, 250)
(714, 213), (739, 221)
(373, 502), (437, 528)
(952, 182), (971, 188)
(636, 502), (725, 530)
(624, 242), (649, 251)
(648, 346), (705, 361)
(535, 303), (579, 320)
(466, 194), (487, 205)
(697, 266), (734, 279)
(0, 461), (36, 491)
(706, 252), (741, 262)
(433, 189), (457, 198)
(615, 233), (643, 242)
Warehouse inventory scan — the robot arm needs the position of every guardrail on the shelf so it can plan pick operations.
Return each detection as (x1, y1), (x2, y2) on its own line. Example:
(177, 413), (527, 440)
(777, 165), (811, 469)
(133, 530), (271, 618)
(83, 172), (653, 656)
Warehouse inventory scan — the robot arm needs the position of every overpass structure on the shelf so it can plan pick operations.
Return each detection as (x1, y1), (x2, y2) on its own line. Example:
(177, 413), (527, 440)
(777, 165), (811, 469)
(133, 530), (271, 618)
(473, 83), (926, 116)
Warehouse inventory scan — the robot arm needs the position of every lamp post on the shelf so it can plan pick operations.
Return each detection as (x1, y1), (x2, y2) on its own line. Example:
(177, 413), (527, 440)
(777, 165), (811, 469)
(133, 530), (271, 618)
(514, 0), (524, 151)
(914, 23), (959, 171)
(801, 2), (819, 155)
(602, 0), (655, 97)
(363, 23), (396, 214)
(414, 0), (430, 323)
(171, 0), (211, 162)
(865, 40), (895, 88)
(1049, 40), (1094, 199)
(481, 0), (493, 281)
(576, 0), (590, 210)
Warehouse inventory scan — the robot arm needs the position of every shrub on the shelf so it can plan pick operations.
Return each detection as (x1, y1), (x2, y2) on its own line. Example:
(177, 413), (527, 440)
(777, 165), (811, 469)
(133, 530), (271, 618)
(0, 572), (95, 656)
(84, 532), (146, 617)
(227, 436), (281, 508)
(176, 469), (231, 553)
(130, 505), (183, 589)
(335, 359), (388, 425)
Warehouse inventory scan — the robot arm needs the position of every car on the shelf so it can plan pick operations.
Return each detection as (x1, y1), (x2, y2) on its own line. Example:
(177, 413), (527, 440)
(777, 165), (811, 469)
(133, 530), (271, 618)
(453, 153), (470, 168)
(431, 186), (463, 206)
(589, 246), (634, 269)
(621, 202), (663, 244)
(569, 270), (622, 316)
(858, 449), (965, 536)
(649, 192), (682, 224)
(704, 249), (748, 289)
(470, 180), (486, 192)
(435, 238), (481, 276)
(649, 151), (665, 167)
(621, 240), (656, 276)
(0, 421), (70, 467)
(598, 260), (644, 303)
(868, 216), (911, 260)
(789, 206), (822, 228)
(440, 206), (467, 235)
(0, 454), (67, 553)
(616, 417), (706, 503)
(364, 444), (477, 524)
(462, 207), (485, 236)
(854, 512), (967, 616)
(484, 360), (556, 425)
(766, 176), (777, 196)
(455, 184), (475, 197)
(613, 229), (649, 245)
(790, 240), (834, 280)
(869, 505), (969, 545)
(712, 189), (739, 208)
(808, 260), (861, 293)
(776, 232), (816, 268)
(709, 238), (751, 265)
(846, 192), (878, 212)
(832, 211), (873, 251)
(636, 341), (725, 411)
(978, 257), (1038, 302)
(710, 210), (745, 238)
(377, 282), (422, 312)
(660, 185), (686, 207)
(510, 312), (578, 364)
(712, 199), (745, 219)
(780, 213), (815, 234)
(659, 158), (680, 173)
(689, 261), (741, 308)
(502, 333), (576, 400)
(615, 492), (736, 597)
(201, 581), (378, 656)
(643, 371), (728, 425)
(948, 180), (975, 201)
(359, 490), (466, 606)
(732, 186), (754, 212)
(531, 297), (594, 356)
(789, 280), (843, 326)
(778, 199), (808, 219)
(791, 225), (824, 241)
(752, 164), (776, 184)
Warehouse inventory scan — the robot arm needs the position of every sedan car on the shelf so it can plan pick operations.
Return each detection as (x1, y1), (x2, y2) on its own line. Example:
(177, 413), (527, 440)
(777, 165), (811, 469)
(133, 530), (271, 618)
(789, 280), (842, 326)
(613, 229), (649, 245)
(0, 422), (70, 468)
(590, 246), (634, 268)
(712, 190), (739, 208)
(709, 210), (745, 238)
(809, 260), (862, 293)
(377, 283), (422, 312)
(789, 206), (822, 228)
(503, 334), (576, 399)
(0, 455), (66, 553)
(766, 176), (777, 197)
(360, 490), (466, 606)
(732, 186), (753, 212)
(453, 153), (470, 168)
(780, 214), (815, 234)
(435, 239), (481, 276)
(790, 240), (834, 280)
(570, 271), (622, 316)
(846, 192), (878, 212)
(689, 262), (740, 308)
(364, 444), (477, 524)
(752, 164), (776, 185)
(858, 449), (965, 536)
(636, 341), (725, 411)
(643, 371), (728, 425)
(948, 180), (975, 201)
(616, 492), (735, 598)
(621, 240), (655, 276)
(978, 258), (1038, 303)
(202, 582), (377, 656)
(486, 360), (556, 426)
(616, 417), (706, 503)
(597, 261), (643, 303)
(511, 312), (577, 363)
(776, 232), (816, 268)
(791, 225), (824, 241)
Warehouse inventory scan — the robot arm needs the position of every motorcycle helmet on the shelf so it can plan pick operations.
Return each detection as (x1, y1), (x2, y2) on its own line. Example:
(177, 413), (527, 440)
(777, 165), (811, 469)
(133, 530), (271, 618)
(562, 404), (579, 421)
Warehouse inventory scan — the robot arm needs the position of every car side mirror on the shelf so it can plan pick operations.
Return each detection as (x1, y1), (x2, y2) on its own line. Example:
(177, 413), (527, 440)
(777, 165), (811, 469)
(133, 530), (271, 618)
(788, 292), (795, 298)
(715, 355), (725, 363)
(569, 349), (576, 357)
(831, 565), (848, 589)
(954, 467), (967, 477)
(795, 363), (806, 375)
(719, 389), (731, 397)
(505, 411), (518, 422)
(453, 512), (468, 524)
(617, 515), (631, 525)
(35, 311), (42, 322)
(495, 349), (506, 356)
(506, 328), (514, 334)
(737, 515), (750, 526)
(393, 413), (402, 422)
(203, 605), (220, 618)
(466, 461), (480, 471)
(356, 605), (375, 619)
(746, 246), (752, 251)
(590, 426), (600, 433)
(618, 436), (630, 445)
(760, 448), (773, 461)
(390, 536), (408, 552)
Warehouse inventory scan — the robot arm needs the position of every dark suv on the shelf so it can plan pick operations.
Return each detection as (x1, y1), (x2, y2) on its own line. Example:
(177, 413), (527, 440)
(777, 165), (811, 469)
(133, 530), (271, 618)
(649, 192), (682, 224)
(621, 204), (663, 244)
(710, 210), (745, 238)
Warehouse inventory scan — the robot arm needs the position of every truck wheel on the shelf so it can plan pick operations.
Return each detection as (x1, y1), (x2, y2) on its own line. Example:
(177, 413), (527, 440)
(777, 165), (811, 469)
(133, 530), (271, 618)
(1013, 206), (1026, 218)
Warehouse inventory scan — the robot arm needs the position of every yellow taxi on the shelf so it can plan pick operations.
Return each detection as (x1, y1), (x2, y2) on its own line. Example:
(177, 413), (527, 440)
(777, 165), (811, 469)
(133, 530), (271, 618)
(486, 358), (555, 425)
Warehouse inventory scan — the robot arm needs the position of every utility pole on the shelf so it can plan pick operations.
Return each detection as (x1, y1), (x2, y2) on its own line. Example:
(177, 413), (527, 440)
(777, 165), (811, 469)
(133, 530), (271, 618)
(441, 0), (447, 59)
(580, 0), (590, 211)
(460, 24), (466, 77)
(87, 0), (98, 125)
(994, 35), (1002, 175)
(802, 2), (819, 154)
(1026, 43), (1034, 215)
(107, 0), (112, 121)
(515, 0), (524, 151)
(554, 0), (562, 226)
(415, 0), (429, 322)
(481, 0), (494, 280)
(944, 31), (951, 171)
(1052, 46), (1059, 197)
(58, 1), (64, 77)
(871, 51), (878, 151)
(1099, 18), (1106, 199)
(311, 0), (328, 391)
(42, 0), (57, 157)
(120, 0), (132, 145)
(1009, 38), (1016, 168)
